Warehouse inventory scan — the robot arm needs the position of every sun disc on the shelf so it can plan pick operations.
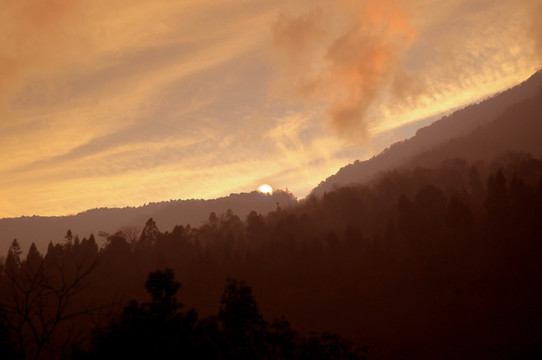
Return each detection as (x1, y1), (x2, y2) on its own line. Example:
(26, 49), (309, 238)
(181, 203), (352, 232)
(257, 184), (273, 194)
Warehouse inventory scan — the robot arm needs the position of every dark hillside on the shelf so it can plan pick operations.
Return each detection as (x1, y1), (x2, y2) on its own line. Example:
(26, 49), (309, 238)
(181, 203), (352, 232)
(312, 70), (542, 196)
(2, 153), (541, 359)
(410, 88), (542, 167)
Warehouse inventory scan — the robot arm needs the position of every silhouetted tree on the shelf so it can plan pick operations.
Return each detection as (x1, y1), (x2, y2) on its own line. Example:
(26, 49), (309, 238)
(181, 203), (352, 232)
(5, 240), (22, 275)
(139, 218), (160, 246)
(64, 229), (73, 247)
(4, 153), (542, 359)
(0, 245), (100, 360)
(79, 271), (365, 360)
(24, 243), (43, 273)
(246, 211), (266, 242)
(145, 269), (182, 315)
(485, 169), (510, 221)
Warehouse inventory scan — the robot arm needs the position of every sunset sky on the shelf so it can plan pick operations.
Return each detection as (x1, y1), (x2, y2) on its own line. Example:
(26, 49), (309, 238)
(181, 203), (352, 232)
(1, 0), (541, 218)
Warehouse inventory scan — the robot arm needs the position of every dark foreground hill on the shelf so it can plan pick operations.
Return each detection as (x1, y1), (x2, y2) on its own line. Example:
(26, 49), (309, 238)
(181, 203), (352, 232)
(0, 190), (297, 255)
(1, 152), (541, 359)
(312, 70), (542, 196)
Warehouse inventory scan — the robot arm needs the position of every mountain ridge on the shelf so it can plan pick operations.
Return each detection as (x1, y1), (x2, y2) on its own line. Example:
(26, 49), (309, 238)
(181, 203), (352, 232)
(3, 71), (541, 256)
(0, 190), (297, 255)
(311, 70), (542, 196)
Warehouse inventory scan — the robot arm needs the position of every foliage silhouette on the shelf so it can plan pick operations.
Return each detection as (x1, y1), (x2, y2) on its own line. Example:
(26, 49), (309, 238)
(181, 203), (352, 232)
(0, 239), (102, 359)
(1, 152), (542, 359)
(77, 270), (364, 360)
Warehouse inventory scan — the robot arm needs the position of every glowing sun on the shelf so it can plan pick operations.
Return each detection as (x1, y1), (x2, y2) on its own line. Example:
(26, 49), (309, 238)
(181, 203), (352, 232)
(257, 184), (273, 194)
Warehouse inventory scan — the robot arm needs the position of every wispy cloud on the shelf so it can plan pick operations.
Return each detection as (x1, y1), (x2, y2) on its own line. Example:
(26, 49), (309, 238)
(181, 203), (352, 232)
(271, 0), (540, 138)
(0, 0), (539, 218)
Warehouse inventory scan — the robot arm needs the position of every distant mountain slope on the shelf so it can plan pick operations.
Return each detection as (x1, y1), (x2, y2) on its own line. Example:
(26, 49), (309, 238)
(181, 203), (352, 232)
(409, 88), (542, 168)
(0, 191), (297, 255)
(311, 70), (542, 196)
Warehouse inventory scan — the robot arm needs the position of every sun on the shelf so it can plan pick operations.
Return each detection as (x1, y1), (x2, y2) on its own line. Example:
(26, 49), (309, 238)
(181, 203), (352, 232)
(257, 184), (273, 195)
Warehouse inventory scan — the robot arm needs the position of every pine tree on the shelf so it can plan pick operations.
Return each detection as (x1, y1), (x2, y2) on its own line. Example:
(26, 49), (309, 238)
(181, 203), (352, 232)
(25, 242), (43, 271)
(5, 239), (22, 274)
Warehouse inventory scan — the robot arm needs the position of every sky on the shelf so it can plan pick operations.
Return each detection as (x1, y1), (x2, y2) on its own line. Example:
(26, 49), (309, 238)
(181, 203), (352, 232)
(0, 0), (541, 218)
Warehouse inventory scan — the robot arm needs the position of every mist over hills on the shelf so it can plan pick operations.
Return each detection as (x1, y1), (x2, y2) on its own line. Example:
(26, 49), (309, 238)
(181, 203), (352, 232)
(0, 191), (297, 255)
(1, 71), (541, 257)
(408, 87), (542, 168)
(311, 70), (542, 196)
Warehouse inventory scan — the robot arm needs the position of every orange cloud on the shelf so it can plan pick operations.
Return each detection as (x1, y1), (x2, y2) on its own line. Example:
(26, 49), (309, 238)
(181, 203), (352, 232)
(272, 0), (418, 137)
(271, 0), (541, 140)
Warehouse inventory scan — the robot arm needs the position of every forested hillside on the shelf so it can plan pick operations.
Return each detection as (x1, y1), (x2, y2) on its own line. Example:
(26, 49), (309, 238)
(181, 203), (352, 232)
(0, 190), (297, 256)
(1, 153), (541, 359)
(312, 70), (542, 196)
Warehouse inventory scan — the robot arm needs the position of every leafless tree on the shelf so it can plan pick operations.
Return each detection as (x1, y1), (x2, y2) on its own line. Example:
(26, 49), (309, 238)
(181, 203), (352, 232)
(0, 251), (107, 359)
(118, 224), (142, 246)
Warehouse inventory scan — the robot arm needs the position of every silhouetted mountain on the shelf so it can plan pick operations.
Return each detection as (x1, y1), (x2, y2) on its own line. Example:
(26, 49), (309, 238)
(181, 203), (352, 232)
(2, 72), (542, 360)
(0, 190), (297, 255)
(409, 87), (542, 168)
(311, 70), (542, 196)
(3, 152), (541, 359)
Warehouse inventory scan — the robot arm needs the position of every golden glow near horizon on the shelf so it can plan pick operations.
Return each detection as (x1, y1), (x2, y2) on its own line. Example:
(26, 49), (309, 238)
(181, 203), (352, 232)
(257, 184), (273, 195)
(0, 0), (541, 218)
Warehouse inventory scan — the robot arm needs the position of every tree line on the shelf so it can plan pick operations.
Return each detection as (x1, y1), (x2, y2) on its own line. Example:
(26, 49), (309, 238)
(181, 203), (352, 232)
(1, 152), (542, 358)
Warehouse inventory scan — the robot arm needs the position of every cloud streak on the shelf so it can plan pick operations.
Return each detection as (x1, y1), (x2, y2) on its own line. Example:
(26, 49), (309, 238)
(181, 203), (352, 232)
(0, 0), (540, 218)
(271, 0), (541, 138)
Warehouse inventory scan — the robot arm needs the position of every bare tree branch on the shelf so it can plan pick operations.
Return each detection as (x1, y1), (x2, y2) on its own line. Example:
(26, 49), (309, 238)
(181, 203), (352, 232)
(0, 253), (108, 360)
